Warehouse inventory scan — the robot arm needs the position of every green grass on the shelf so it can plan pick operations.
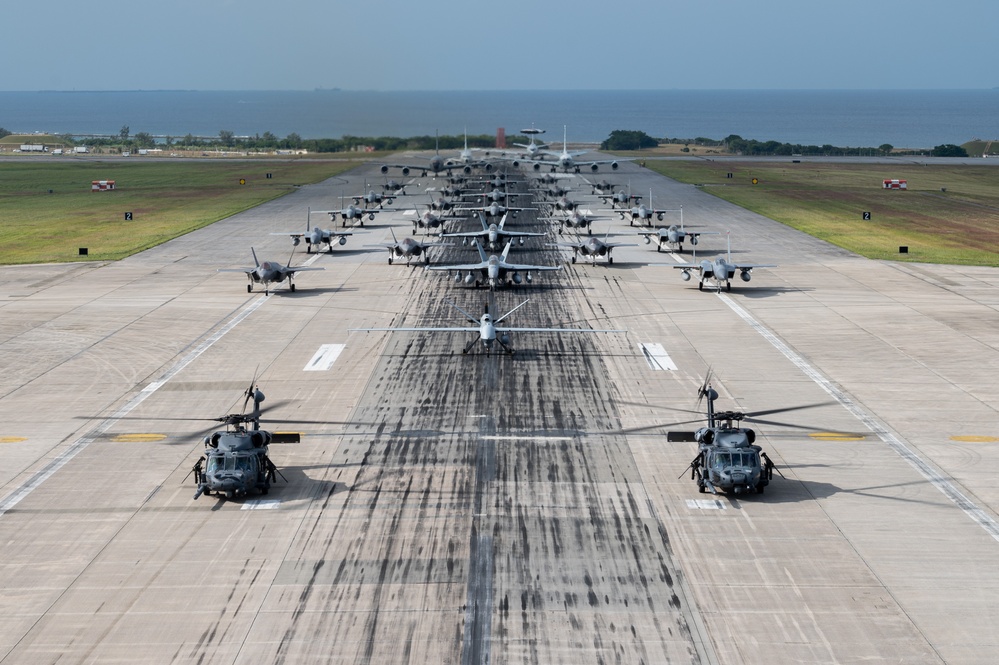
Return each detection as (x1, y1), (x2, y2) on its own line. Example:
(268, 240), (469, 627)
(644, 160), (999, 265)
(0, 160), (366, 264)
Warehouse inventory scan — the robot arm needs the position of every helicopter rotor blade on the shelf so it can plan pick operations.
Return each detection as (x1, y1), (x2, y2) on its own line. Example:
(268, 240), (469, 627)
(745, 401), (835, 419)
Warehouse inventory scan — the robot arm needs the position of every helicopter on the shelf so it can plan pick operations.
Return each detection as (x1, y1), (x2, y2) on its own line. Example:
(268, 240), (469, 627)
(671, 374), (789, 496)
(189, 380), (286, 501)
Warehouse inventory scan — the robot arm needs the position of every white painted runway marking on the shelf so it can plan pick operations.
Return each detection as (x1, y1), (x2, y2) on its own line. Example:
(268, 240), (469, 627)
(687, 499), (726, 510)
(640, 342), (677, 370)
(0, 296), (270, 517)
(241, 499), (281, 510)
(718, 292), (999, 544)
(304, 343), (345, 371)
(480, 435), (572, 442)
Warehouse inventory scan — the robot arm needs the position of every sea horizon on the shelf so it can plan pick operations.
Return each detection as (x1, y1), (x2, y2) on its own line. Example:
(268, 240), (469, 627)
(3, 89), (997, 148)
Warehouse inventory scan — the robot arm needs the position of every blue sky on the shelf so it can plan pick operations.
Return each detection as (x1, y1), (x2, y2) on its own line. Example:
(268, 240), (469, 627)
(3, 0), (995, 91)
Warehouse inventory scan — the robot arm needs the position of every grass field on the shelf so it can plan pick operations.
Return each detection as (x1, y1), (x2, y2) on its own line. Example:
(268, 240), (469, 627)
(0, 159), (367, 264)
(642, 159), (999, 265)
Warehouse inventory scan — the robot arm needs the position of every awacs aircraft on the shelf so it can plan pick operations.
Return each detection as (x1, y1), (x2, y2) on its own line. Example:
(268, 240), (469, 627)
(442, 212), (546, 251)
(672, 234), (776, 292)
(371, 228), (449, 265)
(554, 230), (636, 265)
(350, 299), (624, 355)
(608, 190), (677, 226)
(428, 239), (560, 288)
(637, 208), (717, 253)
(271, 209), (353, 253)
(501, 126), (551, 165)
(218, 248), (324, 294)
(532, 126), (627, 173)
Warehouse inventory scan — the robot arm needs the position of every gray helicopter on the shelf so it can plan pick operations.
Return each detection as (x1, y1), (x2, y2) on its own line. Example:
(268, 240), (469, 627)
(190, 382), (284, 501)
(670, 374), (795, 496)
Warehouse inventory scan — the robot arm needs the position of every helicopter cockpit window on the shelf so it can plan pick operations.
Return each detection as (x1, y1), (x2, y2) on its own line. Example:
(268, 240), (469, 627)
(713, 453), (731, 469)
(206, 456), (224, 473)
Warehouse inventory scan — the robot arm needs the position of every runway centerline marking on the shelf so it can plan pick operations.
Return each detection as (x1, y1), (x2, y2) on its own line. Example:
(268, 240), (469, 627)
(718, 292), (999, 544)
(0, 295), (270, 517)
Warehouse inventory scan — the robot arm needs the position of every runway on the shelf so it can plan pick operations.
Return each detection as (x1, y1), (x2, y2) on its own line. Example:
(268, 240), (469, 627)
(0, 154), (997, 664)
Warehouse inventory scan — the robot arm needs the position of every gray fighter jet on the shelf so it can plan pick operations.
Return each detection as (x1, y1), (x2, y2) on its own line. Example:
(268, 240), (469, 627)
(428, 239), (560, 288)
(350, 299), (624, 355)
(442, 212), (546, 251)
(218, 248), (324, 294)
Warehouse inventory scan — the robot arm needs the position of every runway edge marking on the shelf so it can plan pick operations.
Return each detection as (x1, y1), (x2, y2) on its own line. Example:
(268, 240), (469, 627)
(0, 296), (270, 517)
(718, 293), (999, 544)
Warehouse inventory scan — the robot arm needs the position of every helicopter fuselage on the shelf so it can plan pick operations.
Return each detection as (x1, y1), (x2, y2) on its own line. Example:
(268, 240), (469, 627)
(693, 427), (768, 495)
(194, 429), (274, 500)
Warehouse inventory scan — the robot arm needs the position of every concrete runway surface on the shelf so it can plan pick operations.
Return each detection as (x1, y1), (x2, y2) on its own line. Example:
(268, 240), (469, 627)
(0, 155), (997, 664)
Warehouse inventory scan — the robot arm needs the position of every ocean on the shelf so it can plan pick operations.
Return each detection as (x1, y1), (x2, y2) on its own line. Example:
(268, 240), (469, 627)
(2, 89), (997, 149)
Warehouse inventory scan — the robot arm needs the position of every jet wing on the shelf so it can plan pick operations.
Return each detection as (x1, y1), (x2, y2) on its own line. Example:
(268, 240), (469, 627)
(731, 263), (777, 270)
(501, 263), (562, 272)
(496, 326), (626, 333)
(349, 327), (479, 333)
(285, 266), (326, 274)
(217, 268), (256, 274)
(426, 262), (488, 272)
(270, 232), (354, 238)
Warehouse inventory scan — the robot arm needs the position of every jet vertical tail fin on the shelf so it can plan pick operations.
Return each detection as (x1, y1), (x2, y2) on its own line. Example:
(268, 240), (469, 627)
(251, 247), (260, 268)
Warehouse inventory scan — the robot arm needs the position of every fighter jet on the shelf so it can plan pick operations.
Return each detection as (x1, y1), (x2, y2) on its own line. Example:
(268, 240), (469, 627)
(457, 200), (536, 219)
(672, 234), (776, 292)
(554, 230), (636, 265)
(218, 248), (324, 294)
(608, 190), (677, 226)
(370, 228), (450, 265)
(350, 299), (624, 355)
(404, 205), (451, 234)
(351, 185), (396, 209)
(442, 212), (546, 251)
(382, 178), (410, 194)
(428, 239), (560, 288)
(637, 208), (717, 253)
(270, 211), (353, 254)
(315, 198), (382, 227)
(555, 208), (605, 235)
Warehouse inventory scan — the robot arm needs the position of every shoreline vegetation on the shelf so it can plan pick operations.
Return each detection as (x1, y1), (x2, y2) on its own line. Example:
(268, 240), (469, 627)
(1, 132), (997, 267)
(2, 129), (991, 158)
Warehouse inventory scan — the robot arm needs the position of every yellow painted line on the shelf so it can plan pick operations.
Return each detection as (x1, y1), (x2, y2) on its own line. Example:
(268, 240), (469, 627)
(950, 435), (999, 443)
(809, 432), (866, 442)
(112, 433), (167, 443)
(0, 436), (28, 444)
